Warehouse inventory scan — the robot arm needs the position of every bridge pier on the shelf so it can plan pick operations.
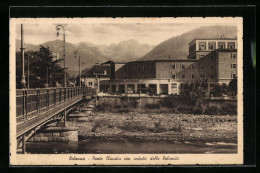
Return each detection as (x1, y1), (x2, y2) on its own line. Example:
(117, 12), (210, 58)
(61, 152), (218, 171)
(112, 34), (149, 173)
(64, 109), (67, 126)
(22, 134), (26, 154)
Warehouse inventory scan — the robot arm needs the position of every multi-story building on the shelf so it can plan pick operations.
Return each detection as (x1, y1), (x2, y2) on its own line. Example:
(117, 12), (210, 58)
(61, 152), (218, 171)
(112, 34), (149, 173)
(81, 60), (125, 91)
(99, 37), (237, 95)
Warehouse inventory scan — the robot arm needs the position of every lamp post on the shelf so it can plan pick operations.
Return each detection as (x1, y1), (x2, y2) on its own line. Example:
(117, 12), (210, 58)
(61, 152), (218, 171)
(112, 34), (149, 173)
(27, 51), (33, 89)
(74, 51), (81, 86)
(20, 24), (26, 88)
(56, 25), (67, 87)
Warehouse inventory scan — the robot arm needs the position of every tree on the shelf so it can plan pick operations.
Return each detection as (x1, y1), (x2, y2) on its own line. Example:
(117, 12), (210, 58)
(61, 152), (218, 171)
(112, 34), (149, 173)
(228, 77), (237, 96)
(16, 46), (66, 88)
(210, 83), (229, 96)
(179, 78), (208, 104)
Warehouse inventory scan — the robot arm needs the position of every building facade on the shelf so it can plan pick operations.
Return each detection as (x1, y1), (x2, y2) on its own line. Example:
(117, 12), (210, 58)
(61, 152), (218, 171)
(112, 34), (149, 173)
(100, 37), (237, 95)
(81, 61), (125, 91)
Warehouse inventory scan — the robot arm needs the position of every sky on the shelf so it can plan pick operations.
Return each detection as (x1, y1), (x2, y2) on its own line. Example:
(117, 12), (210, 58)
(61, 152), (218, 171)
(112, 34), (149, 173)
(15, 21), (237, 46)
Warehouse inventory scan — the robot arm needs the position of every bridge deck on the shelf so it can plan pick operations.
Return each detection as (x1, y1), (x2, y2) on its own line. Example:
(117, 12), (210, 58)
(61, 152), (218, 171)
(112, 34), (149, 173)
(16, 97), (82, 137)
(15, 87), (95, 137)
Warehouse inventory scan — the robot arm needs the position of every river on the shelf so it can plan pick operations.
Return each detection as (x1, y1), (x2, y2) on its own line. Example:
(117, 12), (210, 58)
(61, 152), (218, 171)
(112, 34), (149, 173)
(25, 140), (237, 154)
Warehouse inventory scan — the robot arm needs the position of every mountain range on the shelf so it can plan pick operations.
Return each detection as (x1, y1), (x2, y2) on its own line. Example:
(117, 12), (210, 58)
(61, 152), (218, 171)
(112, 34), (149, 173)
(139, 25), (237, 61)
(15, 25), (237, 75)
(15, 39), (154, 75)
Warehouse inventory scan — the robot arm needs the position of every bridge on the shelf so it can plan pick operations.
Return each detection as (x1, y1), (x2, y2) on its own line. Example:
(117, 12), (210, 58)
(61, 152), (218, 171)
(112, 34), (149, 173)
(15, 86), (95, 153)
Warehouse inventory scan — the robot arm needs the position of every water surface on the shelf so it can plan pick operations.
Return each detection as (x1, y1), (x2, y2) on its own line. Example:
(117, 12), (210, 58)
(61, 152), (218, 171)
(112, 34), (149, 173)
(25, 140), (237, 154)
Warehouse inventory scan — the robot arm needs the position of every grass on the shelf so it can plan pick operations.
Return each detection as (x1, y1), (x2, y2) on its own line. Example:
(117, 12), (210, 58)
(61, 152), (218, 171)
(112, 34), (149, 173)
(93, 97), (237, 115)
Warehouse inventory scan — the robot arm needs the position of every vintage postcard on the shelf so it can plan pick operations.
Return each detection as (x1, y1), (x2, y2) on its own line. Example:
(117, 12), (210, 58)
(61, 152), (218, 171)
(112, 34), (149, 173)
(10, 17), (243, 165)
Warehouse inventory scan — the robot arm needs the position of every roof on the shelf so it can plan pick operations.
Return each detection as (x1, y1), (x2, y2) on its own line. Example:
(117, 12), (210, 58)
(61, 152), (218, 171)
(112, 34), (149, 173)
(188, 38), (237, 45)
(102, 60), (126, 65)
(81, 64), (111, 77)
(125, 59), (198, 64)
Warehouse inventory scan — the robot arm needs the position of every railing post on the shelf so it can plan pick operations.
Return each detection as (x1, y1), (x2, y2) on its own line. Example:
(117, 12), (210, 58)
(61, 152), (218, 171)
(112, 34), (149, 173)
(22, 90), (25, 118)
(68, 88), (69, 100)
(47, 89), (49, 109)
(54, 89), (56, 105)
(25, 90), (28, 119)
(64, 88), (66, 102)
(37, 90), (40, 113)
(60, 88), (62, 103)
(36, 90), (39, 113)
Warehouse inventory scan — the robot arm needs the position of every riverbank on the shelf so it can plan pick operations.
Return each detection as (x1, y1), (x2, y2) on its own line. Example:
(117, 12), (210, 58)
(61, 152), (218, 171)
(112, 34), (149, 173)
(66, 113), (237, 143)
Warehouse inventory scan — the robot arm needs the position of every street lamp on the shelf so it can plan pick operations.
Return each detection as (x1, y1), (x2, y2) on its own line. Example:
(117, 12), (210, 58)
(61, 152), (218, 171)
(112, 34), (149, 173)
(56, 25), (67, 87)
(74, 51), (81, 86)
(27, 50), (33, 89)
(20, 24), (26, 88)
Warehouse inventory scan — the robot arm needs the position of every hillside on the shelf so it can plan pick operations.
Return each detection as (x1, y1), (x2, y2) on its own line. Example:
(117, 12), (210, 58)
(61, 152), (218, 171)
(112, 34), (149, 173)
(139, 25), (237, 61)
(41, 40), (108, 75)
(15, 39), (154, 75)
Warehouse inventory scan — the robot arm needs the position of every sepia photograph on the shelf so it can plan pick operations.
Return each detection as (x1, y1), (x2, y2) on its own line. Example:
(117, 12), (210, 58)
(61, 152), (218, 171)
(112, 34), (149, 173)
(9, 17), (243, 165)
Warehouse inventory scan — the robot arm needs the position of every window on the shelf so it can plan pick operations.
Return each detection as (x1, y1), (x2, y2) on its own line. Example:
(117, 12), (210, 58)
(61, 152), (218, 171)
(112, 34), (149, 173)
(181, 65), (186, 69)
(228, 42), (235, 49)
(150, 65), (154, 71)
(200, 74), (205, 79)
(218, 42), (225, 49)
(132, 66), (135, 71)
(191, 64), (195, 69)
(232, 64), (237, 69)
(231, 53), (236, 59)
(200, 45), (205, 50)
(172, 74), (176, 79)
(200, 65), (204, 70)
(199, 42), (206, 50)
(200, 55), (204, 59)
(88, 82), (93, 86)
(172, 64), (176, 69)
(191, 74), (195, 79)
(171, 83), (177, 88)
(210, 64), (214, 70)
(210, 54), (214, 60)
(209, 45), (214, 50)
(182, 74), (186, 79)
(232, 74), (237, 79)
(210, 75), (214, 79)
(137, 65), (140, 71)
(143, 65), (147, 71)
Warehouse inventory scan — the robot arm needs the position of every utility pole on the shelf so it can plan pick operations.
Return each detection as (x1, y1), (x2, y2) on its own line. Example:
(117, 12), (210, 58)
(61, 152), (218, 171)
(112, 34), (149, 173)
(20, 24), (26, 88)
(27, 51), (33, 89)
(74, 51), (81, 86)
(27, 52), (29, 89)
(56, 25), (66, 87)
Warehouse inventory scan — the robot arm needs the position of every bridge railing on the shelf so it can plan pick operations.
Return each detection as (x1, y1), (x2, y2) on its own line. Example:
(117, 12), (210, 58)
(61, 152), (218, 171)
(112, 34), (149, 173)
(16, 87), (84, 123)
